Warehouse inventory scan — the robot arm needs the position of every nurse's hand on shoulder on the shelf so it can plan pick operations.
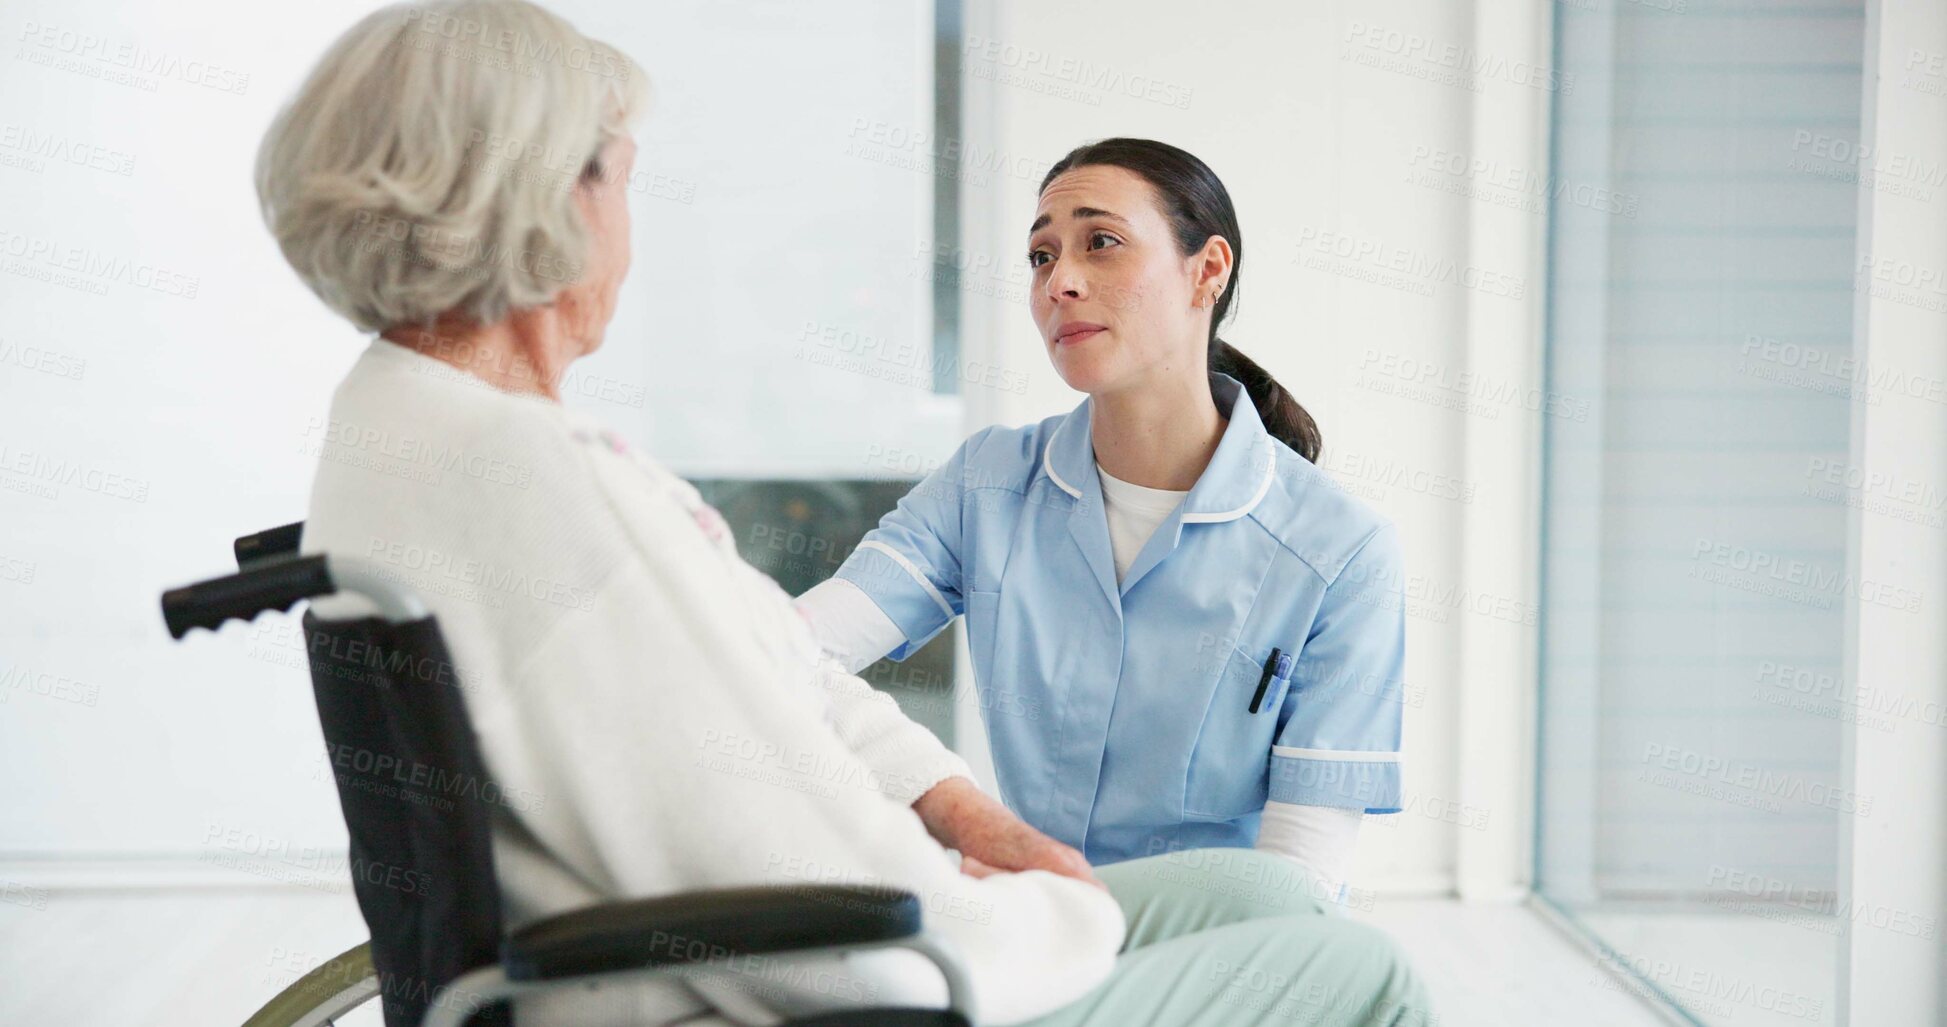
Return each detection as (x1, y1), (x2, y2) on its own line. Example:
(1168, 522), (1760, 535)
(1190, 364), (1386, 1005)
(914, 777), (1105, 891)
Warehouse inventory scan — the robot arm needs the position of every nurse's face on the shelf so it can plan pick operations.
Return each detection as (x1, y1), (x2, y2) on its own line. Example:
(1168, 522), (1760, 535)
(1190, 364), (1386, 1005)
(1027, 165), (1207, 397)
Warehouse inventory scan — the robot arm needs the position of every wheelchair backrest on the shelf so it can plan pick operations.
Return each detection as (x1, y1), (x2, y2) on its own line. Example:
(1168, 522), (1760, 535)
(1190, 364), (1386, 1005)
(304, 610), (511, 1027)
(224, 522), (512, 1026)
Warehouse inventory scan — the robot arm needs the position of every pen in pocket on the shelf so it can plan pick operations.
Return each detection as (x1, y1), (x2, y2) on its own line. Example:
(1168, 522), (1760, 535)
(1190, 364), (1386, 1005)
(1249, 647), (1285, 714)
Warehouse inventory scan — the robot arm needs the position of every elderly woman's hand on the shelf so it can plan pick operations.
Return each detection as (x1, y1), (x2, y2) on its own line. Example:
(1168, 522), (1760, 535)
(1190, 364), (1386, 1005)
(913, 777), (1106, 891)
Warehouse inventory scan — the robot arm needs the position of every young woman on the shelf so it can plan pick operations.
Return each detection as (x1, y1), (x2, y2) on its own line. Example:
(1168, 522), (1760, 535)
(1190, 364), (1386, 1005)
(799, 138), (1410, 900)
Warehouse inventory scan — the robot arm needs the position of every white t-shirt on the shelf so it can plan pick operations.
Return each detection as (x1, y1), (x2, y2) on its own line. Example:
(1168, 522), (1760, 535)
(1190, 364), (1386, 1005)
(1094, 462), (1189, 583)
(800, 459), (1364, 900)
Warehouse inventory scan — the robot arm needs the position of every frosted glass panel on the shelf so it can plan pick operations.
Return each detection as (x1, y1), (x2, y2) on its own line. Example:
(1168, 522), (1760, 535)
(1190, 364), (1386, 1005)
(1536, 1), (1864, 1023)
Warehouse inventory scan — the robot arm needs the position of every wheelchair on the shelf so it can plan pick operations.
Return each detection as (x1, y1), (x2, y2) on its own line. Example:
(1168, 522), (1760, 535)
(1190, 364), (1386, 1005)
(160, 523), (976, 1027)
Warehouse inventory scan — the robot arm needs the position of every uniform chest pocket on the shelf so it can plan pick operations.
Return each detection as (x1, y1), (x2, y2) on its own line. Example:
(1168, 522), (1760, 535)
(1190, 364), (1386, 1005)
(1182, 645), (1294, 821)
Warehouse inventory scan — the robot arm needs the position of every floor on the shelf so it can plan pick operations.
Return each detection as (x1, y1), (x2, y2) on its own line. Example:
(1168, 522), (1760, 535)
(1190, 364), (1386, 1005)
(0, 887), (1675, 1026)
(1357, 899), (1678, 1027)
(1574, 906), (1839, 1027)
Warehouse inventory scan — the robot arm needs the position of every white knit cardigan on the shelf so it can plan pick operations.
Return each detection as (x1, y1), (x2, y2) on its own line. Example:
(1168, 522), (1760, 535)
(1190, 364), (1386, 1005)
(303, 340), (1123, 1026)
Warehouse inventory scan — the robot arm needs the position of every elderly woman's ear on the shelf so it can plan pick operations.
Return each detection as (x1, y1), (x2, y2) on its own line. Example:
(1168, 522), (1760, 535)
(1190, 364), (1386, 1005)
(254, 0), (648, 398)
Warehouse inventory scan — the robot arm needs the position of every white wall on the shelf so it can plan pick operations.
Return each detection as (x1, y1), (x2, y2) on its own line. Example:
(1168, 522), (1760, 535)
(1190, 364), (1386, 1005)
(1840, 0), (1947, 1019)
(956, 0), (1554, 896)
(0, 0), (943, 878)
(0, 0), (1556, 902)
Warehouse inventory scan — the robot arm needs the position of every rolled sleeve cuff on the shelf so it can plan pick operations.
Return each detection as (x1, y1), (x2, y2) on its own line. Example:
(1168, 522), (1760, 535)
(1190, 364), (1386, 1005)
(835, 542), (955, 659)
(1268, 747), (1403, 814)
(872, 747), (978, 806)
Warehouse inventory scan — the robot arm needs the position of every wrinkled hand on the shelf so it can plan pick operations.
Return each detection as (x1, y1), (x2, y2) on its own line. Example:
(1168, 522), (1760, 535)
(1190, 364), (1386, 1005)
(959, 854), (1006, 879)
(953, 823), (1102, 891)
(913, 777), (1106, 891)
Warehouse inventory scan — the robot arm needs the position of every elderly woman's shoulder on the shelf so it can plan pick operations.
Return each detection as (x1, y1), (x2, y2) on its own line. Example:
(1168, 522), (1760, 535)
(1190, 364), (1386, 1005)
(327, 342), (583, 472)
(313, 343), (646, 545)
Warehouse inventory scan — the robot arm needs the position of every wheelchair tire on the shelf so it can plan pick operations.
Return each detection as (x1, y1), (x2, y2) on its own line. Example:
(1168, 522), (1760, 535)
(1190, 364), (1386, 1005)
(242, 941), (379, 1027)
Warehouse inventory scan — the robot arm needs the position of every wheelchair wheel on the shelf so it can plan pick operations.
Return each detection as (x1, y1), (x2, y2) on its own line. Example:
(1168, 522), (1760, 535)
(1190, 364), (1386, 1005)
(242, 941), (379, 1027)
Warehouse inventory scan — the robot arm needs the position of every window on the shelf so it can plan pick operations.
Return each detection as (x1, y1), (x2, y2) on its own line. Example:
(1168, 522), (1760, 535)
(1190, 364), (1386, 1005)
(1536, 2), (1865, 1021)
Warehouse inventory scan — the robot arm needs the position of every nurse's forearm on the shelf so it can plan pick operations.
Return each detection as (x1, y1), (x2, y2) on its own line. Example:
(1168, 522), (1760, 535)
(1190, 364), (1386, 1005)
(1255, 801), (1364, 904)
(796, 577), (907, 673)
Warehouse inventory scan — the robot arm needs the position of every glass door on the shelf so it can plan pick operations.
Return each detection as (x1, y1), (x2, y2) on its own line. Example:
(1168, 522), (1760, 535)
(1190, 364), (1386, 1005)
(1536, 1), (1867, 1023)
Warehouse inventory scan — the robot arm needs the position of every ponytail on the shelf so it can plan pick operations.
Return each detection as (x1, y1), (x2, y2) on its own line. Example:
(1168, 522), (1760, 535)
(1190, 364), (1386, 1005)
(1210, 339), (1321, 464)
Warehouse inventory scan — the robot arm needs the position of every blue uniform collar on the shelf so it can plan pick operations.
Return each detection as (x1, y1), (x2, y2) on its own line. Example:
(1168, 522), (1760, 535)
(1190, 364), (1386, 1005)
(1041, 371), (1278, 523)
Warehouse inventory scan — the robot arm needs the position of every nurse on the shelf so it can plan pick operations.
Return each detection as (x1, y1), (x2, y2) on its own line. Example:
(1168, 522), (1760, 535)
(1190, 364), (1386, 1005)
(798, 138), (1409, 898)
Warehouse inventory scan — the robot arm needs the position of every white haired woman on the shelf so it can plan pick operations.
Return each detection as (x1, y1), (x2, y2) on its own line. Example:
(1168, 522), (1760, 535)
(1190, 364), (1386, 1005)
(258, 2), (1432, 1024)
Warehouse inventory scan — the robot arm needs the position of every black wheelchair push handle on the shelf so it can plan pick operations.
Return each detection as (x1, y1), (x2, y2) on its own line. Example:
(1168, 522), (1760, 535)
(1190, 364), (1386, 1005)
(234, 521), (305, 570)
(161, 555), (335, 639)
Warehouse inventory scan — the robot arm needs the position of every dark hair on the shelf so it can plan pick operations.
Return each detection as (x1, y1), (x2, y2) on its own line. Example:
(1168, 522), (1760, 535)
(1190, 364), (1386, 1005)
(1039, 138), (1322, 463)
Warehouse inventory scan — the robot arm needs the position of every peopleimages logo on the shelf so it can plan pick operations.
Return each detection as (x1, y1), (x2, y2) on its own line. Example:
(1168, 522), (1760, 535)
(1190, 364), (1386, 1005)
(962, 34), (1195, 110)
(0, 228), (199, 298)
(0, 441), (150, 502)
(365, 537), (596, 612)
(0, 339), (86, 380)
(795, 319), (1030, 396)
(401, 7), (632, 83)
(15, 20), (251, 94)
(303, 416), (534, 489)
(321, 741), (545, 814)
(1294, 226), (1526, 300)
(0, 123), (136, 176)
(1690, 537), (1923, 614)
(1640, 741), (1873, 816)
(1342, 20), (1574, 94)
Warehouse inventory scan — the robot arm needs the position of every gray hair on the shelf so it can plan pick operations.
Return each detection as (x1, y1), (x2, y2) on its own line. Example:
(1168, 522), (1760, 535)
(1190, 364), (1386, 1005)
(256, 0), (649, 332)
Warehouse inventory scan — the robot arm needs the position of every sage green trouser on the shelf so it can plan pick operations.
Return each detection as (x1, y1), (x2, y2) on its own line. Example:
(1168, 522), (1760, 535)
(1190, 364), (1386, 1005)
(1021, 849), (1435, 1027)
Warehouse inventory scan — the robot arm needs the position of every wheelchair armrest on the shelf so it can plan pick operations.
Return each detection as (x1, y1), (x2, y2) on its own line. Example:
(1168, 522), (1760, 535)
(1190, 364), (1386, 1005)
(502, 884), (923, 982)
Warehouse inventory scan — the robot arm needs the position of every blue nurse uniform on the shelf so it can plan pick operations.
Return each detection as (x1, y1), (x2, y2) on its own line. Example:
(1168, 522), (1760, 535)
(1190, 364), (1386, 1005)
(832, 373), (1409, 864)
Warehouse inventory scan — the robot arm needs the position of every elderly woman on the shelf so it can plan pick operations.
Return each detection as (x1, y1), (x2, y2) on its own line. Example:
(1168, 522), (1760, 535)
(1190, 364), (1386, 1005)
(256, 2), (1431, 1024)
